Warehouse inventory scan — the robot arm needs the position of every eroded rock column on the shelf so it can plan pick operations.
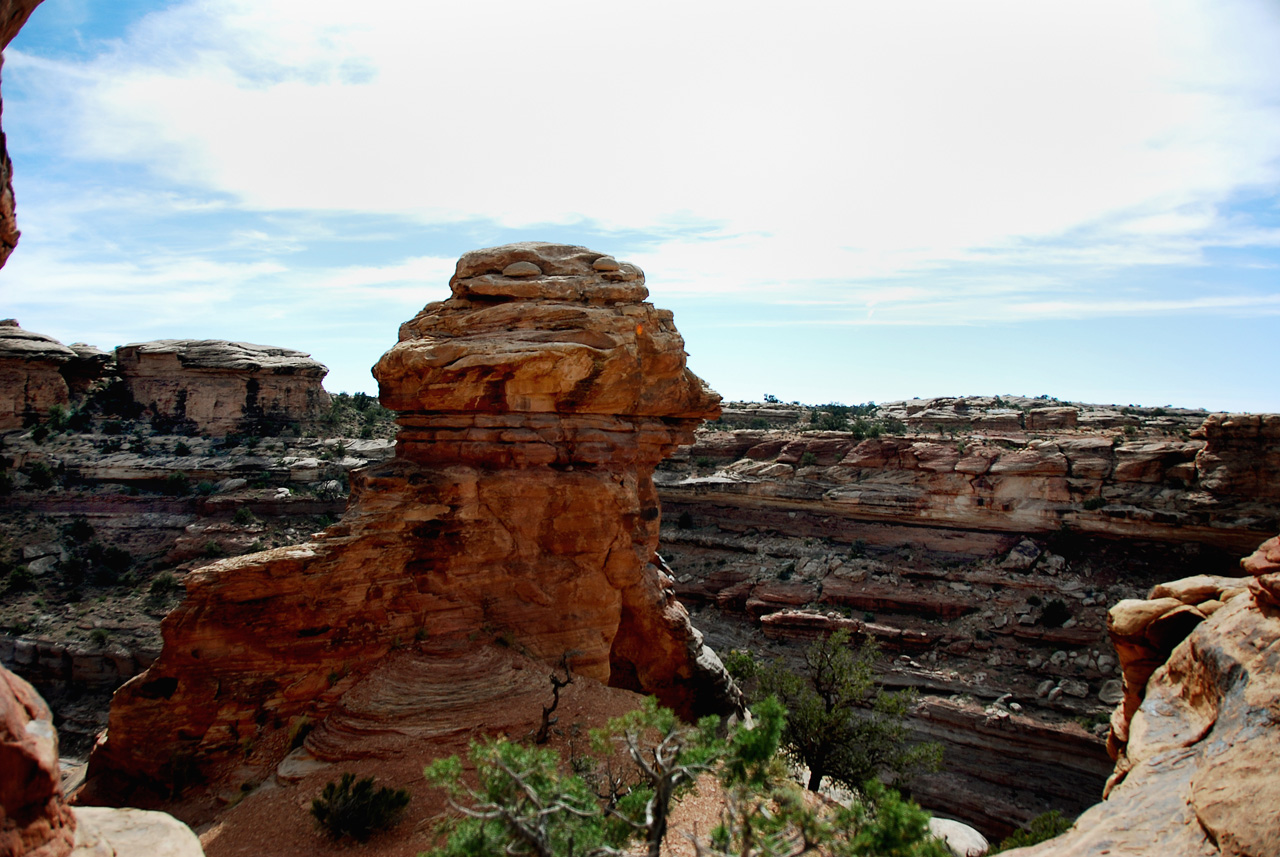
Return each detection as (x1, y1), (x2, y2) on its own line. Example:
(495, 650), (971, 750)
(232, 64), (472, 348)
(88, 243), (735, 796)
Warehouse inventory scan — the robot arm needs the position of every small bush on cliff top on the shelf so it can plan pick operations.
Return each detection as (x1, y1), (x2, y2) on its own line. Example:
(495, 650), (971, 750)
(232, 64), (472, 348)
(311, 773), (410, 842)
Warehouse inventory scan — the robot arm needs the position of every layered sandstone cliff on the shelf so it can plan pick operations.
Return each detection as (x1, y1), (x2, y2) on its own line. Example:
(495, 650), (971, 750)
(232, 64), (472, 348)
(0, 321), (73, 430)
(115, 340), (330, 436)
(665, 408), (1280, 555)
(86, 243), (737, 797)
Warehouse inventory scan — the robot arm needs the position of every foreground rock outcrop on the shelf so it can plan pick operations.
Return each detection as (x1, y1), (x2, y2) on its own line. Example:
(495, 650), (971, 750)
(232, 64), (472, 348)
(0, 665), (204, 857)
(1007, 535), (1280, 856)
(1, 665), (75, 857)
(86, 243), (737, 797)
(1, 0), (44, 268)
(115, 340), (330, 436)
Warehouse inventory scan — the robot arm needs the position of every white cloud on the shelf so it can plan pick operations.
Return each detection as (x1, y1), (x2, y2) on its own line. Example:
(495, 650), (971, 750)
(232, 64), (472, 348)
(13, 0), (1280, 263)
(5, 0), (1280, 413)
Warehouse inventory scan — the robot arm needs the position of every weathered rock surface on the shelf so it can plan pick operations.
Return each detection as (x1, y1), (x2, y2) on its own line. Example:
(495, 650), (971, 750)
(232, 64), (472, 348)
(69, 808), (202, 857)
(114, 340), (330, 436)
(1007, 537), (1280, 856)
(86, 244), (736, 798)
(1, 0), (45, 268)
(1, 664), (75, 857)
(0, 321), (74, 430)
(665, 410), (1279, 555)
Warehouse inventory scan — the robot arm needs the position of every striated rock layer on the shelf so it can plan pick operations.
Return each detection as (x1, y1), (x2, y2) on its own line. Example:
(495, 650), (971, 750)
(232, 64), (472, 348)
(1009, 535), (1280, 857)
(115, 340), (330, 436)
(0, 321), (73, 430)
(87, 243), (737, 796)
(664, 413), (1280, 556)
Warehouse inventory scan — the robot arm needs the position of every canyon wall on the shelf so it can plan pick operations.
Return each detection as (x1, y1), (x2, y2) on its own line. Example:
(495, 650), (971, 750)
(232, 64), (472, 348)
(655, 400), (1279, 837)
(665, 408), (1279, 556)
(86, 243), (738, 797)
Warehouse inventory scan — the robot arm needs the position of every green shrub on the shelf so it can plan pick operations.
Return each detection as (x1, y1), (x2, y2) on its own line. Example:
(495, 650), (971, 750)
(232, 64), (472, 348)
(5, 565), (34, 593)
(1082, 496), (1107, 511)
(31, 424), (50, 444)
(148, 571), (180, 598)
(162, 473), (191, 495)
(62, 517), (95, 544)
(991, 810), (1072, 853)
(233, 506), (257, 525)
(89, 628), (109, 648)
(311, 773), (410, 841)
(47, 404), (69, 430)
(173, 441), (192, 456)
(694, 456), (713, 468)
(195, 480), (218, 496)
(799, 451), (818, 467)
(25, 461), (55, 490)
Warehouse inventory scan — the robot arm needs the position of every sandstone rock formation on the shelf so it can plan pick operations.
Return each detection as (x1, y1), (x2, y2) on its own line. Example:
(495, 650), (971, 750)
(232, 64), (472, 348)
(1005, 536), (1280, 856)
(114, 340), (330, 436)
(86, 243), (736, 797)
(1, 664), (75, 857)
(0, 321), (73, 430)
(1, 0), (45, 268)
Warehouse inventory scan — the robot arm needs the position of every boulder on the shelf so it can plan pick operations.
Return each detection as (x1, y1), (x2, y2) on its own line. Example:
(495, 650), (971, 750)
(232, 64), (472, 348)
(70, 808), (202, 857)
(930, 818), (989, 857)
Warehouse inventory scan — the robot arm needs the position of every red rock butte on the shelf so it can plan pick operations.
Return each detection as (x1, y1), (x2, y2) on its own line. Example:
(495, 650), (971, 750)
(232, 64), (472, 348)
(86, 243), (737, 797)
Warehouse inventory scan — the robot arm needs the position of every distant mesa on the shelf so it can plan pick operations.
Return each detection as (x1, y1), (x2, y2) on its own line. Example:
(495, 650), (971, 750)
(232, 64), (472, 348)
(0, 320), (330, 436)
(114, 339), (330, 437)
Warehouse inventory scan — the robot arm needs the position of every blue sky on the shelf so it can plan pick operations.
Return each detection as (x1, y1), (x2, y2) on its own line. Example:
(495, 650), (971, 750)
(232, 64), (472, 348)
(3, 0), (1279, 411)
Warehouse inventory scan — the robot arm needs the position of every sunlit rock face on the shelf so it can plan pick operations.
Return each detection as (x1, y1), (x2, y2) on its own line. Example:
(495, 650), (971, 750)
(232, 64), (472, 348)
(1008, 535), (1280, 857)
(87, 244), (736, 795)
(0, 320), (73, 430)
(0, 664), (76, 857)
(0, 0), (45, 268)
(114, 340), (331, 436)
